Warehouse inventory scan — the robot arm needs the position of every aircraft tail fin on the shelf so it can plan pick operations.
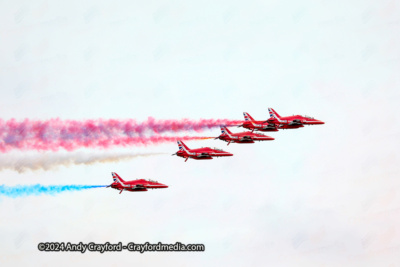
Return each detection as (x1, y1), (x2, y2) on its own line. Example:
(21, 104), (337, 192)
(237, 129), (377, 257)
(177, 140), (190, 152)
(221, 126), (232, 136)
(243, 112), (255, 122)
(268, 108), (281, 119)
(111, 172), (125, 184)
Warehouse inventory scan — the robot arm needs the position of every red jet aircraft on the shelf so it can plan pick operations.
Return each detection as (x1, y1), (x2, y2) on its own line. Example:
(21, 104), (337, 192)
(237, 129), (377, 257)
(173, 140), (233, 162)
(240, 112), (279, 132)
(107, 172), (168, 194)
(267, 108), (325, 128)
(216, 126), (275, 145)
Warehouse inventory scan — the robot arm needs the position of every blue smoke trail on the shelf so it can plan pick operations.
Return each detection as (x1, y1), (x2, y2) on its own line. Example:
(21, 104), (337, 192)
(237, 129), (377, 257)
(0, 184), (106, 198)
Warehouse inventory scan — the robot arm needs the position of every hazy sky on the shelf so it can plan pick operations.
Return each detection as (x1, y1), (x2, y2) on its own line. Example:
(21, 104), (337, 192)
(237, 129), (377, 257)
(0, 0), (399, 266)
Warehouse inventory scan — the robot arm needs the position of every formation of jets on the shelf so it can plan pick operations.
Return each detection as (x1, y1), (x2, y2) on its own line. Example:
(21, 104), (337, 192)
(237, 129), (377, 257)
(172, 107), (324, 162)
(111, 108), (324, 193)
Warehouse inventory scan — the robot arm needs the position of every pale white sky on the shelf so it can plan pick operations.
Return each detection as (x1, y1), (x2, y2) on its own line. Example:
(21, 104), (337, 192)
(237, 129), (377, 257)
(0, 0), (399, 266)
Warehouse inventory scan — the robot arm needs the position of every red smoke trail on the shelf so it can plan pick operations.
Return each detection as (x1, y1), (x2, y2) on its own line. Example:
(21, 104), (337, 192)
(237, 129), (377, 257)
(0, 120), (215, 152)
(0, 118), (240, 152)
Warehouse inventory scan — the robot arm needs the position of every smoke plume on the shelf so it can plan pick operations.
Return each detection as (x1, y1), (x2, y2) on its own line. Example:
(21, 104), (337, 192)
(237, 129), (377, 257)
(0, 151), (166, 173)
(0, 184), (105, 198)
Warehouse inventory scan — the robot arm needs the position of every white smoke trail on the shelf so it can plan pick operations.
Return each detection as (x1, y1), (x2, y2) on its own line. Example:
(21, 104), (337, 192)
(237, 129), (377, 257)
(0, 151), (166, 173)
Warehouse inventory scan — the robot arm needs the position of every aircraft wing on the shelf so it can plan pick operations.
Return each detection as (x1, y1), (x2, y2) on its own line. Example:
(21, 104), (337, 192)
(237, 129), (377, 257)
(240, 136), (253, 141)
(289, 120), (303, 126)
(132, 184), (146, 189)
(127, 184), (148, 191)
(262, 123), (277, 129)
(197, 153), (211, 158)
